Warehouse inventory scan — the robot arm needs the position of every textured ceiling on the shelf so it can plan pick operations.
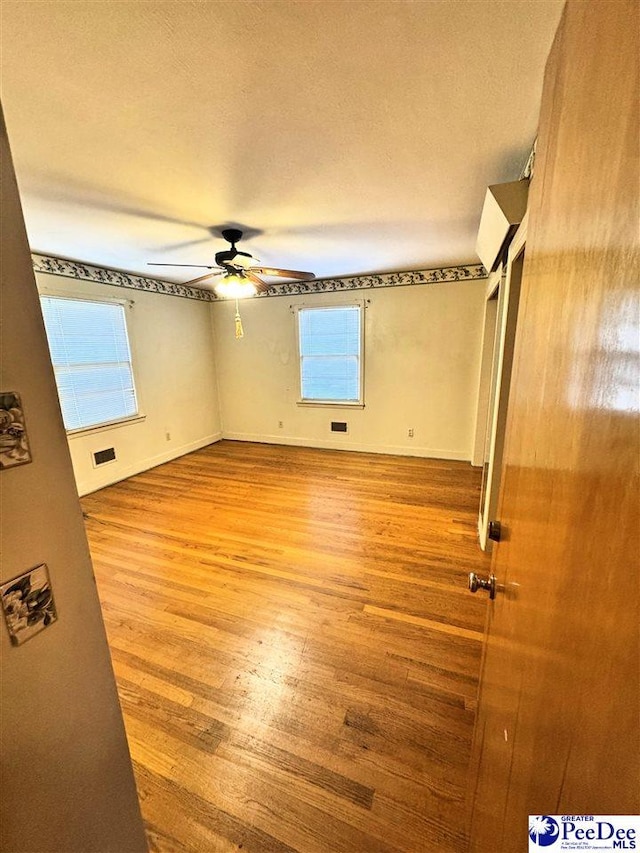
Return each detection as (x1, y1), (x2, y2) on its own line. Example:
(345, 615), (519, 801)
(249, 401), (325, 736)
(1, 0), (563, 286)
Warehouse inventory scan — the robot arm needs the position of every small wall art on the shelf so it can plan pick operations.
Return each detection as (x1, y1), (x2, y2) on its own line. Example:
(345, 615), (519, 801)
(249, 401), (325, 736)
(1, 563), (57, 646)
(0, 391), (32, 469)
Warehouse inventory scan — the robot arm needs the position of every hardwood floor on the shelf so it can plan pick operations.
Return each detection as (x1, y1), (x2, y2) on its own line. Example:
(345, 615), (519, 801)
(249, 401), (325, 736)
(82, 441), (490, 853)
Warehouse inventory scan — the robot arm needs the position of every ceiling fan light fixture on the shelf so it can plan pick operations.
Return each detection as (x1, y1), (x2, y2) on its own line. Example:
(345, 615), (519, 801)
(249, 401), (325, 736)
(214, 273), (257, 299)
(148, 228), (314, 293)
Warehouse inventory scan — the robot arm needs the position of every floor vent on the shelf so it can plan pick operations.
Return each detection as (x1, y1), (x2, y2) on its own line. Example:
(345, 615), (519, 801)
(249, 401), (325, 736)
(331, 421), (348, 433)
(92, 447), (116, 467)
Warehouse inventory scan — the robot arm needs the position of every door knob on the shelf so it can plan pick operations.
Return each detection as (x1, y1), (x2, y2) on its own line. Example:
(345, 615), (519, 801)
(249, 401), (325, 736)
(468, 572), (497, 599)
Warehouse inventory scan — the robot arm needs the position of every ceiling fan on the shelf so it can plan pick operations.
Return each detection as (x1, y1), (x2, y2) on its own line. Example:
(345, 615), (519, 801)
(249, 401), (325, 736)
(148, 228), (315, 297)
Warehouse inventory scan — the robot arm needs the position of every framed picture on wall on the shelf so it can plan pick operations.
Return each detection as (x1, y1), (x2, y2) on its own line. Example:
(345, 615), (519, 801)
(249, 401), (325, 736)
(0, 391), (32, 469)
(1, 563), (58, 646)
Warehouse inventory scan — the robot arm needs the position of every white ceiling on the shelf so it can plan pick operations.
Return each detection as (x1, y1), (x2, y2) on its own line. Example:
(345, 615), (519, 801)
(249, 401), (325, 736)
(1, 0), (563, 287)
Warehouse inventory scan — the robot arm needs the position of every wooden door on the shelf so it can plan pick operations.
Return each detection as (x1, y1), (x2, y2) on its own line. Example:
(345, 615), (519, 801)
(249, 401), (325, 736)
(468, 1), (639, 849)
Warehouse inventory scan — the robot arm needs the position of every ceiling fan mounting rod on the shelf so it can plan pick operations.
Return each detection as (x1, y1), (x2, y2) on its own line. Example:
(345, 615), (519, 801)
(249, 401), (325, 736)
(221, 228), (243, 245)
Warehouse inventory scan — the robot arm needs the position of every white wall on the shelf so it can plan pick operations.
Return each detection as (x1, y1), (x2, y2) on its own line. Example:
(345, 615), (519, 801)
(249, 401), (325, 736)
(212, 281), (485, 460)
(35, 271), (222, 495)
(1, 110), (147, 852)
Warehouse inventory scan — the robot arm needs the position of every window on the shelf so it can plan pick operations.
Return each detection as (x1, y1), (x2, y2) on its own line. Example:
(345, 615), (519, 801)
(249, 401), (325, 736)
(297, 305), (364, 405)
(40, 295), (139, 432)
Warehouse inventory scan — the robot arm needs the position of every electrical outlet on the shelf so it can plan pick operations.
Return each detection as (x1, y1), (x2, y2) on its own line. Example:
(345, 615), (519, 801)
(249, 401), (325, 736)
(408, 428), (414, 438)
(165, 432), (171, 441)
(278, 421), (283, 429)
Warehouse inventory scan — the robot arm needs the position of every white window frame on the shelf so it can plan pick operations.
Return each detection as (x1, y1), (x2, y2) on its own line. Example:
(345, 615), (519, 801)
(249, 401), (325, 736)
(294, 302), (365, 408)
(39, 290), (144, 436)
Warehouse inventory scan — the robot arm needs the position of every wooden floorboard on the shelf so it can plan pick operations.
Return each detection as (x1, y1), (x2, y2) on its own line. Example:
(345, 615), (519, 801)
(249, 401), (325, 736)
(82, 440), (490, 853)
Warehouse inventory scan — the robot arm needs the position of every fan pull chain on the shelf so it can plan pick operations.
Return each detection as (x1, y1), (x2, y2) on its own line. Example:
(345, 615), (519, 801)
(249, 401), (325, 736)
(234, 299), (244, 339)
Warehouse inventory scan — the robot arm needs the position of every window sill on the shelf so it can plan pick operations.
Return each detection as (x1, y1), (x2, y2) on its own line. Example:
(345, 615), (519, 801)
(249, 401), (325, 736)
(66, 414), (146, 439)
(296, 400), (365, 409)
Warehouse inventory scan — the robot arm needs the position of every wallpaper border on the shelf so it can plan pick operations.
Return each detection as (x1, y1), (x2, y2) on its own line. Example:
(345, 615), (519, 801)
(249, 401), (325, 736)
(32, 253), (487, 302)
(255, 265), (487, 298)
(32, 254), (217, 302)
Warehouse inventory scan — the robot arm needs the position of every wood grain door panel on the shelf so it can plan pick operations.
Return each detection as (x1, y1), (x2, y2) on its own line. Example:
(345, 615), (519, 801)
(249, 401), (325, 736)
(468, 2), (639, 849)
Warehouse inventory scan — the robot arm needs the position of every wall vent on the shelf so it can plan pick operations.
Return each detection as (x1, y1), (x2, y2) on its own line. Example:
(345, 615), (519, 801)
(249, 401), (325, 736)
(92, 447), (116, 467)
(331, 421), (348, 433)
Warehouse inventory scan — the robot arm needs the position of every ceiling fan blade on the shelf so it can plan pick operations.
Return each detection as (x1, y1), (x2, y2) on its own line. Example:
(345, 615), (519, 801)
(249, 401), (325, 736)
(245, 271), (271, 294)
(147, 263), (219, 269)
(250, 266), (315, 281)
(155, 238), (212, 253)
(182, 271), (225, 286)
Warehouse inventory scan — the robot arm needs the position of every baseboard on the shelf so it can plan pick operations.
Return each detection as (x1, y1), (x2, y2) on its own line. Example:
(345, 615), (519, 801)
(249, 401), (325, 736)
(76, 432), (223, 496)
(221, 431), (470, 462)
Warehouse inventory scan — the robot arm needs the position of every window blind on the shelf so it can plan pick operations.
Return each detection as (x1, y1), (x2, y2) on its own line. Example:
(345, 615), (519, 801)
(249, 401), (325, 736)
(298, 306), (361, 402)
(40, 296), (138, 431)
